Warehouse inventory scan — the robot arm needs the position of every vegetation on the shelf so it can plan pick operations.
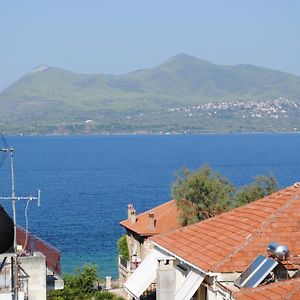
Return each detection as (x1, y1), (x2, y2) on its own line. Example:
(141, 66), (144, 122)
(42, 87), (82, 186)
(47, 264), (124, 300)
(1, 54), (300, 134)
(233, 175), (278, 207)
(172, 165), (278, 225)
(173, 166), (235, 225)
(117, 235), (129, 261)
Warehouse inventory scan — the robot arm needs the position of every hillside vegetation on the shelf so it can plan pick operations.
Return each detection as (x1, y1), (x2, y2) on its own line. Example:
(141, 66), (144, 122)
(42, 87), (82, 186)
(1, 54), (300, 134)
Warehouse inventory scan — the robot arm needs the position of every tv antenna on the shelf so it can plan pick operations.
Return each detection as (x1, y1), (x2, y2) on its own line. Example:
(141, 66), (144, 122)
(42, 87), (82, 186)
(0, 137), (41, 300)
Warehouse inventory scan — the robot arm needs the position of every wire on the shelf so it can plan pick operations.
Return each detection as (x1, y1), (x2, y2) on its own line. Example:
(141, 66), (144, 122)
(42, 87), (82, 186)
(19, 199), (30, 257)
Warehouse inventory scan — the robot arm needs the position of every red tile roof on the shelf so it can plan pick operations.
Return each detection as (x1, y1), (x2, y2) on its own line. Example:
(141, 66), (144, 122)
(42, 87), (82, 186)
(120, 199), (181, 236)
(233, 277), (300, 300)
(151, 185), (300, 273)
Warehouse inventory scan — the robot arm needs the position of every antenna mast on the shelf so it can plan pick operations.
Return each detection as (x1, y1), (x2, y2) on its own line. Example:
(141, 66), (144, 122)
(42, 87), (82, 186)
(0, 146), (41, 300)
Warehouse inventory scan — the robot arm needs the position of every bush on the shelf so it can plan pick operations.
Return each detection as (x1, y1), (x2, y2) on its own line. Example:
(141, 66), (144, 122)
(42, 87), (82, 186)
(47, 264), (125, 300)
(94, 292), (114, 299)
(117, 235), (129, 260)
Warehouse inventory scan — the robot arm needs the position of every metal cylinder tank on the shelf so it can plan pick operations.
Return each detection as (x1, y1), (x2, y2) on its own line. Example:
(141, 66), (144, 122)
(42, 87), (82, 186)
(267, 242), (290, 261)
(0, 205), (14, 253)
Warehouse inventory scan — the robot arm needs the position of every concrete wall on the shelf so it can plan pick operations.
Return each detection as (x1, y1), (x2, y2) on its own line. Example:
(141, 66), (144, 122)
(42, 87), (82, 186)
(141, 238), (153, 260)
(0, 292), (25, 300)
(174, 263), (188, 291)
(156, 259), (176, 300)
(205, 283), (232, 300)
(19, 252), (46, 300)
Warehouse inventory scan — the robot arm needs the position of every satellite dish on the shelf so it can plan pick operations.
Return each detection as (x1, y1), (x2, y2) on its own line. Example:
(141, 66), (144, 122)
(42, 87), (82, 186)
(0, 205), (14, 253)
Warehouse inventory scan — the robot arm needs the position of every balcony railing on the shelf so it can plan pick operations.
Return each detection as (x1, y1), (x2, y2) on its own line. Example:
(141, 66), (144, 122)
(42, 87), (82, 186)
(118, 255), (141, 272)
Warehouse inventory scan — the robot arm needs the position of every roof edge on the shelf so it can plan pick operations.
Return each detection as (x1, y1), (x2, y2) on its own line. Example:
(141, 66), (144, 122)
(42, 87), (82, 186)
(151, 240), (207, 276)
(120, 199), (176, 225)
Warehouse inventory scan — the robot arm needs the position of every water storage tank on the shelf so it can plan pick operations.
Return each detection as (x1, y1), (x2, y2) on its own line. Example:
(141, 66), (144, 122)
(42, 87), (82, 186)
(267, 242), (290, 261)
(0, 205), (14, 253)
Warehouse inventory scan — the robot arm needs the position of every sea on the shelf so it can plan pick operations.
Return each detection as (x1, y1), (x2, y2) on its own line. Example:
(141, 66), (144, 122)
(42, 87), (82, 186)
(0, 134), (300, 279)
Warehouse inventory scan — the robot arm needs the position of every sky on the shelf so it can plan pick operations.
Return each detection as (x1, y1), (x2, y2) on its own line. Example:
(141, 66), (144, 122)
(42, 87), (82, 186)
(0, 0), (300, 90)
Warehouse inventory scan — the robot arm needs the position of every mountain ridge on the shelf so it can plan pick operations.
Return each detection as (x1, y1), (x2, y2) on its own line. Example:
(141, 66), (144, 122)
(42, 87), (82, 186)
(3, 53), (300, 92)
(1, 53), (300, 134)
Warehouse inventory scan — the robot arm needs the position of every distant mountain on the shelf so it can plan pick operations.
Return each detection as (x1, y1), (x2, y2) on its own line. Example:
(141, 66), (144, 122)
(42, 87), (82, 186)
(1, 54), (300, 134)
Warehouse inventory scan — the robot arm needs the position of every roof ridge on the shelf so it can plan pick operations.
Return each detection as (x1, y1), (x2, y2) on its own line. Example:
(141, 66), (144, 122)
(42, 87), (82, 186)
(138, 199), (176, 220)
(213, 187), (300, 270)
(168, 189), (288, 230)
(174, 188), (289, 232)
(120, 199), (175, 224)
(153, 201), (178, 222)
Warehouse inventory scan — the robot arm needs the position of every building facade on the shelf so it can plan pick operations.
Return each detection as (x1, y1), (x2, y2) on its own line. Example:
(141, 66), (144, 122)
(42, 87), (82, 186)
(119, 200), (181, 287)
(0, 227), (63, 300)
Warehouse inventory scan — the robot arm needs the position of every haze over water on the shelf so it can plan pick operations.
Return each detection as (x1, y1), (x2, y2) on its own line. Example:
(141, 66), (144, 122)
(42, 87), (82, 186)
(0, 134), (299, 278)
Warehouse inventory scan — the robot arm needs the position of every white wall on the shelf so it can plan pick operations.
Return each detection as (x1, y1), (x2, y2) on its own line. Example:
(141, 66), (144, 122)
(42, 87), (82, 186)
(19, 252), (46, 300)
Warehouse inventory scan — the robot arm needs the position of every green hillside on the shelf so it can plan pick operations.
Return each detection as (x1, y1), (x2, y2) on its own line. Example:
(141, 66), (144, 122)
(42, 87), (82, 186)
(1, 54), (300, 134)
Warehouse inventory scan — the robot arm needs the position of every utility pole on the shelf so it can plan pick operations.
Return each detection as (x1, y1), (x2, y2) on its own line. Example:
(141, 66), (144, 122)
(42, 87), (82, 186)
(10, 148), (18, 300)
(0, 146), (40, 300)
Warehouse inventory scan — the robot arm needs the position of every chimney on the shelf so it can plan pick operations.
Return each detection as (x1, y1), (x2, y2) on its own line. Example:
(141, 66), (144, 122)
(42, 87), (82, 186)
(128, 204), (133, 219)
(156, 258), (176, 300)
(128, 203), (137, 224)
(148, 212), (156, 229)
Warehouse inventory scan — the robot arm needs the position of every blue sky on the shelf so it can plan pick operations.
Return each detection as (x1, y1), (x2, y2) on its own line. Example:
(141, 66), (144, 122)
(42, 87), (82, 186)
(0, 0), (299, 90)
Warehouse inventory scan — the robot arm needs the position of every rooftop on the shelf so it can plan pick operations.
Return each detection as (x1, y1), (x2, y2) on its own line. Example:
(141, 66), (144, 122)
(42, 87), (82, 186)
(151, 184), (300, 273)
(120, 199), (180, 236)
(233, 277), (300, 300)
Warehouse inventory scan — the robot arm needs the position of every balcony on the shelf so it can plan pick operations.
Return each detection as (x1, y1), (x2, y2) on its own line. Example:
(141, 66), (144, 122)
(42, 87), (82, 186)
(119, 255), (141, 271)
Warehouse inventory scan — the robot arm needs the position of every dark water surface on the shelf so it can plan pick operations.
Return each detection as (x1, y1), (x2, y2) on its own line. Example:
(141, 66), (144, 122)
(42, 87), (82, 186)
(1, 134), (300, 278)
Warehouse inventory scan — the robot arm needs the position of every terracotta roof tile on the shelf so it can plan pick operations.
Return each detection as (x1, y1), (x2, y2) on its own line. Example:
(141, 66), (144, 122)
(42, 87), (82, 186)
(151, 185), (300, 273)
(120, 199), (180, 236)
(233, 277), (300, 300)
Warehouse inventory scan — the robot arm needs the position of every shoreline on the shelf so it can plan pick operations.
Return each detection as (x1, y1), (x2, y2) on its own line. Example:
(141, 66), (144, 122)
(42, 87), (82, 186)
(6, 131), (300, 137)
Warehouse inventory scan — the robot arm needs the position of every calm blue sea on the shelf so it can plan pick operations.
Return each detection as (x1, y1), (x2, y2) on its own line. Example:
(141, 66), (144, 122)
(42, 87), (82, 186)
(1, 134), (300, 278)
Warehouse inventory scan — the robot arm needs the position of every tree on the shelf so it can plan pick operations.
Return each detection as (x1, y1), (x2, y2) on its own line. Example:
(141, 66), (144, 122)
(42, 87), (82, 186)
(172, 166), (235, 225)
(172, 165), (278, 226)
(233, 175), (278, 207)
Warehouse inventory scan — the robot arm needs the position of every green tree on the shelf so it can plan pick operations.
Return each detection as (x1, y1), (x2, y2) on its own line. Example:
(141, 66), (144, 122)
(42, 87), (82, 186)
(233, 175), (278, 207)
(117, 235), (129, 261)
(172, 166), (278, 226)
(172, 166), (235, 225)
